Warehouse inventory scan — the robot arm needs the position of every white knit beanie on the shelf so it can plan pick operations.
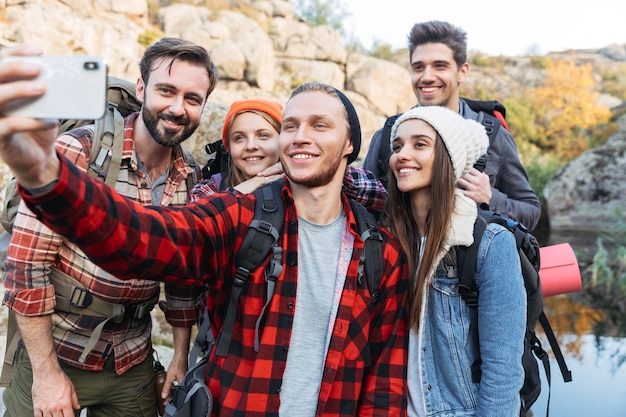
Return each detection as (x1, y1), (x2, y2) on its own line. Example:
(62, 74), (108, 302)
(390, 106), (489, 180)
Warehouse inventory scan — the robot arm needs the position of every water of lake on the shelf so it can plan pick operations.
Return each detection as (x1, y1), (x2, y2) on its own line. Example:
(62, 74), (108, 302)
(529, 295), (626, 417)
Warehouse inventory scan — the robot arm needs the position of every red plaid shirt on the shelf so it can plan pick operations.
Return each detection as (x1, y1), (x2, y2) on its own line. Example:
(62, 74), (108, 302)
(3, 113), (200, 375)
(21, 155), (410, 416)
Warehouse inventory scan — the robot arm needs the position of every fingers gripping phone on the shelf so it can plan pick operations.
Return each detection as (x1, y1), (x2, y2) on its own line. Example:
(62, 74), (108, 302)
(4, 55), (108, 119)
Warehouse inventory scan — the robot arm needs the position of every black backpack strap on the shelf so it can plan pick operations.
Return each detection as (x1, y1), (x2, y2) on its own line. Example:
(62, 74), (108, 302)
(532, 311), (573, 417)
(472, 111), (501, 173)
(476, 111), (501, 143)
(462, 98), (506, 172)
(539, 312), (572, 382)
(375, 114), (400, 187)
(348, 200), (384, 300)
(189, 310), (216, 369)
(457, 215), (488, 383)
(215, 179), (285, 357)
(254, 244), (283, 352)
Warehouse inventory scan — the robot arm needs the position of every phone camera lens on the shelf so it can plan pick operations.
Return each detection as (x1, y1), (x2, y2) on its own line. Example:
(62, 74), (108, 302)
(84, 61), (99, 70)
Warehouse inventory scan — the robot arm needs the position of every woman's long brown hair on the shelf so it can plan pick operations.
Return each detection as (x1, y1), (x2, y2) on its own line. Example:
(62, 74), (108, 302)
(381, 134), (457, 328)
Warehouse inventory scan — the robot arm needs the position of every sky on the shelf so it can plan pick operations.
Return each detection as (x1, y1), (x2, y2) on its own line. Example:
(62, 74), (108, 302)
(340, 0), (626, 56)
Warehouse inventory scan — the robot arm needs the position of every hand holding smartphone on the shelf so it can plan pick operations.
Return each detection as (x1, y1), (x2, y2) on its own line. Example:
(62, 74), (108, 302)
(3, 55), (108, 120)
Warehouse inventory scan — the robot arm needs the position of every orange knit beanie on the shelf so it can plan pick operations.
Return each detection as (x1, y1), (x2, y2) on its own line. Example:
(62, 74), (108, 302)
(222, 99), (283, 152)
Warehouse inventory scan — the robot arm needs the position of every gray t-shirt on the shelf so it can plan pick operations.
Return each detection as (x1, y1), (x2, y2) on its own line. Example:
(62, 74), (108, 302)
(278, 212), (346, 416)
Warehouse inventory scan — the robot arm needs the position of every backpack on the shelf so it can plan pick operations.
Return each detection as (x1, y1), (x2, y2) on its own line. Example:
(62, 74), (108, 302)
(374, 98), (508, 187)
(201, 139), (229, 183)
(164, 179), (385, 417)
(455, 210), (572, 417)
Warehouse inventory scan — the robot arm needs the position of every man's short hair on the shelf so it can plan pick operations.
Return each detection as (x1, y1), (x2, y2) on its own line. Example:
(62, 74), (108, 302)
(407, 21), (467, 68)
(139, 37), (219, 98)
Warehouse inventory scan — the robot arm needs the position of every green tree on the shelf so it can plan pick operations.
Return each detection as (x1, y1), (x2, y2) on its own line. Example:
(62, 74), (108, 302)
(293, 0), (350, 34)
(503, 94), (544, 159)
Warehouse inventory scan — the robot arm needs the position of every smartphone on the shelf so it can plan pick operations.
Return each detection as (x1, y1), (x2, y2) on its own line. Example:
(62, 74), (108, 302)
(4, 55), (108, 120)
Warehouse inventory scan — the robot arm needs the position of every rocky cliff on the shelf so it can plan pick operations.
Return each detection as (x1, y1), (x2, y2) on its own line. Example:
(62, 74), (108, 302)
(0, 0), (625, 235)
(0, 0), (417, 168)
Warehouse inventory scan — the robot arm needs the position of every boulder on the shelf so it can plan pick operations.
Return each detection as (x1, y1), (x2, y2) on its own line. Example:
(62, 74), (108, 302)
(346, 52), (415, 116)
(544, 116), (626, 233)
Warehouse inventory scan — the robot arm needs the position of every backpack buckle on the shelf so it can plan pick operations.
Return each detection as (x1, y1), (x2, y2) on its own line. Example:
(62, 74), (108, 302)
(459, 285), (478, 308)
(233, 267), (250, 287)
(70, 287), (93, 308)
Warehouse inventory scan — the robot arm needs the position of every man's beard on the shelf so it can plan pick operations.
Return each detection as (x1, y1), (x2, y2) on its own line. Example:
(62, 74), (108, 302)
(142, 105), (198, 148)
(285, 148), (344, 188)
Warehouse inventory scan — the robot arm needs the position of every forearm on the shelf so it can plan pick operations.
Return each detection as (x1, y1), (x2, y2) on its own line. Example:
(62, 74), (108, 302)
(14, 313), (62, 375)
(161, 325), (192, 401)
(171, 326), (192, 365)
(14, 311), (81, 413)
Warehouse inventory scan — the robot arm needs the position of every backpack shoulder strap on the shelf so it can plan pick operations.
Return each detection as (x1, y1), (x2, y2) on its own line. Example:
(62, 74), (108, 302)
(181, 145), (199, 192)
(476, 111), (502, 143)
(88, 106), (125, 188)
(471, 111), (500, 172)
(457, 215), (488, 305)
(188, 309), (216, 369)
(348, 199), (384, 300)
(0, 178), (19, 234)
(0, 310), (20, 387)
(88, 76), (140, 188)
(457, 214), (488, 383)
(215, 179), (285, 357)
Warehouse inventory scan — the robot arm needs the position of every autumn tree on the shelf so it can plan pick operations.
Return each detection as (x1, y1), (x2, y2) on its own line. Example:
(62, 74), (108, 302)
(530, 58), (611, 160)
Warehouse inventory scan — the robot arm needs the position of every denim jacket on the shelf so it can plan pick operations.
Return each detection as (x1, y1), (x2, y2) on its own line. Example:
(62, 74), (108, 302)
(408, 191), (526, 417)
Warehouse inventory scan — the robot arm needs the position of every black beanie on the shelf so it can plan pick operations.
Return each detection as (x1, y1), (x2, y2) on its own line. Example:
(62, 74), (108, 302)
(332, 88), (361, 164)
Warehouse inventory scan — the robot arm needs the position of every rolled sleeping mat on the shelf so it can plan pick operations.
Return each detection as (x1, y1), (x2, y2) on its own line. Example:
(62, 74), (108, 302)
(539, 243), (582, 297)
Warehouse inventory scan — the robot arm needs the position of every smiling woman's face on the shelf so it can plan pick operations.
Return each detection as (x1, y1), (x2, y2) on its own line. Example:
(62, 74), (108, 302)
(389, 118), (437, 194)
(227, 112), (280, 180)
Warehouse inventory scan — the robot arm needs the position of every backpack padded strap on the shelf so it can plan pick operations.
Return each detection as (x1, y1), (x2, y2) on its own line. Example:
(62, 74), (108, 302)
(348, 199), (384, 300)
(104, 107), (125, 188)
(457, 215), (488, 383)
(216, 180), (285, 357)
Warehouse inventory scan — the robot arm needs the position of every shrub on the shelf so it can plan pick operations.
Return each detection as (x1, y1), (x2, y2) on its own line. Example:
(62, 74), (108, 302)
(586, 209), (626, 311)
